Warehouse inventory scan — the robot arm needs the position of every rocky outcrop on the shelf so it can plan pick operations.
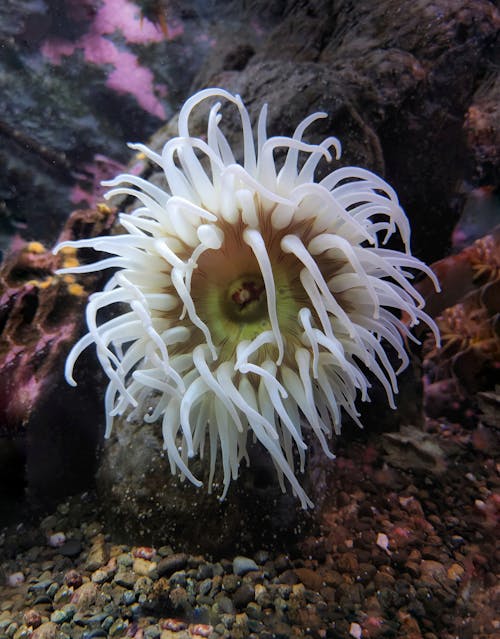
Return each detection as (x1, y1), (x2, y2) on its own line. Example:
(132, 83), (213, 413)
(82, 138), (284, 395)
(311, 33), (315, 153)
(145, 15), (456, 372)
(0, 206), (116, 512)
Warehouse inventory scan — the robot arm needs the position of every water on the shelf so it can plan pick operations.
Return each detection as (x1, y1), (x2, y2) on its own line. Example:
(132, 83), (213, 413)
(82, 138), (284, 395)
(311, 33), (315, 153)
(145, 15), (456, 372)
(0, 1), (498, 637)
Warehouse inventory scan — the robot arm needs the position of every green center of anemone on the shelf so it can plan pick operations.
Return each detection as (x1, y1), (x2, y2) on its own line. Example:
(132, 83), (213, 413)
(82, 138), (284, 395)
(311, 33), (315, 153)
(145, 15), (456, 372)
(192, 260), (304, 362)
(200, 271), (273, 356)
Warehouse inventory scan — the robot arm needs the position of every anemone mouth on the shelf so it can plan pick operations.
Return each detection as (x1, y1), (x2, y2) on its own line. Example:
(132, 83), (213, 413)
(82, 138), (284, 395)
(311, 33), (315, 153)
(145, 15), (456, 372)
(225, 274), (267, 320)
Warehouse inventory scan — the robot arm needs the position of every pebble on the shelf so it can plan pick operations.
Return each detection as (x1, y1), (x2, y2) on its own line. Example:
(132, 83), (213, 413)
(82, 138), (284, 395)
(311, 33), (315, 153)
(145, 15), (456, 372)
(114, 570), (136, 589)
(157, 554), (188, 578)
(50, 605), (75, 624)
(109, 619), (128, 636)
(134, 576), (154, 597)
(419, 560), (447, 586)
(47, 533), (66, 548)
(232, 583), (254, 609)
(349, 622), (362, 639)
(214, 594), (234, 615)
(221, 574), (239, 593)
(232, 556), (258, 576)
(30, 622), (58, 639)
(447, 563), (465, 582)
(6, 573), (24, 587)
(133, 547), (155, 560)
(53, 585), (72, 604)
(376, 533), (391, 554)
(85, 536), (109, 572)
(64, 570), (83, 589)
(198, 578), (212, 596)
(196, 563), (213, 580)
(253, 550), (270, 565)
(133, 558), (157, 578)
(58, 539), (83, 557)
(169, 571), (187, 588)
(13, 625), (29, 639)
(254, 583), (272, 607)
(160, 631), (189, 639)
(71, 582), (98, 610)
(22, 610), (41, 629)
(189, 624), (213, 637)
(293, 567), (323, 590)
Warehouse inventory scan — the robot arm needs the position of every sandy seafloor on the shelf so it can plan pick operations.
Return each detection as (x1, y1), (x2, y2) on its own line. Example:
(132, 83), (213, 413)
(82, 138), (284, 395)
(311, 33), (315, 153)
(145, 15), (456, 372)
(0, 408), (498, 639)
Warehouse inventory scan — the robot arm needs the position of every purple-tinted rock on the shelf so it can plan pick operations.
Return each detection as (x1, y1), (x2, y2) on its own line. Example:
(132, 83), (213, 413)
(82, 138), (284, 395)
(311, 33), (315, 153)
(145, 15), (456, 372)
(0, 206), (116, 510)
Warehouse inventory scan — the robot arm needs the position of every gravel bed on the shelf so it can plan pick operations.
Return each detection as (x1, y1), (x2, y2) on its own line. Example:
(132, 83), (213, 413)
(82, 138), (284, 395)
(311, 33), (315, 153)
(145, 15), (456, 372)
(0, 415), (498, 639)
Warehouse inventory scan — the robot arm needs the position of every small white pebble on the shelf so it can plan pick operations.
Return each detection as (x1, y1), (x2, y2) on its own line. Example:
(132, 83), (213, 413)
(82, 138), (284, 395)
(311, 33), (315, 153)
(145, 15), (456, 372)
(349, 622), (362, 639)
(7, 571), (24, 587)
(398, 496), (413, 507)
(376, 532), (391, 554)
(48, 532), (66, 547)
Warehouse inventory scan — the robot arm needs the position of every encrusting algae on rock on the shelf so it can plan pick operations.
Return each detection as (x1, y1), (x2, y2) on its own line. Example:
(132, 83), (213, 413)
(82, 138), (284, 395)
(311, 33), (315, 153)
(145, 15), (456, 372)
(56, 88), (440, 507)
(0, 206), (117, 503)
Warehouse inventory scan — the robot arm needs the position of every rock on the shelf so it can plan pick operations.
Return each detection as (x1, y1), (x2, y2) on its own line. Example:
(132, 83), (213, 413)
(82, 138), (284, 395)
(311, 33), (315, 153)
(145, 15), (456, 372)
(381, 426), (448, 474)
(96, 417), (304, 553)
(63, 570), (83, 589)
(58, 539), (82, 558)
(114, 571), (136, 589)
(221, 574), (240, 593)
(71, 582), (99, 611)
(254, 583), (272, 608)
(30, 622), (58, 639)
(133, 558), (158, 578)
(198, 1), (499, 264)
(85, 534), (109, 572)
(0, 0), (219, 246)
(0, 207), (116, 513)
(447, 563), (465, 582)
(419, 560), (448, 587)
(157, 554), (188, 578)
(294, 568), (324, 591)
(232, 556), (258, 576)
(22, 610), (42, 629)
(232, 584), (255, 609)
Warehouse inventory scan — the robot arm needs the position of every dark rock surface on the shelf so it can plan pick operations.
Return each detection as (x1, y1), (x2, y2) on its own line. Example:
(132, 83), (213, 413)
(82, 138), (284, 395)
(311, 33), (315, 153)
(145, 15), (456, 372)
(97, 416), (313, 555)
(193, 0), (499, 264)
(1, 0), (498, 260)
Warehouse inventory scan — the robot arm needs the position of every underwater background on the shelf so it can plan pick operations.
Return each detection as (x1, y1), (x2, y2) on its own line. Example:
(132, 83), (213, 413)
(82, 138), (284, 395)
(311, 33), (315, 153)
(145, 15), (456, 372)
(0, 1), (498, 638)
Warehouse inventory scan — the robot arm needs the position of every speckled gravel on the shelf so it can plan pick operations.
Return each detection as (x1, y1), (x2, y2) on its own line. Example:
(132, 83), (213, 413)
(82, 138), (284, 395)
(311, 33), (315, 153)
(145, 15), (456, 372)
(1, 414), (498, 639)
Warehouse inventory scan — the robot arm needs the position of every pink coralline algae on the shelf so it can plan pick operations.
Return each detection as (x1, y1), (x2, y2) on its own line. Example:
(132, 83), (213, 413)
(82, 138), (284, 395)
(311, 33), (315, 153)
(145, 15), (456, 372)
(41, 0), (174, 119)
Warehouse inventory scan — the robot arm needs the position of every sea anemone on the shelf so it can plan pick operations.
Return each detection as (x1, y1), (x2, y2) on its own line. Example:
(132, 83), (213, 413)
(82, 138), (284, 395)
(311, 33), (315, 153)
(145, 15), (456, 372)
(56, 88), (440, 508)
